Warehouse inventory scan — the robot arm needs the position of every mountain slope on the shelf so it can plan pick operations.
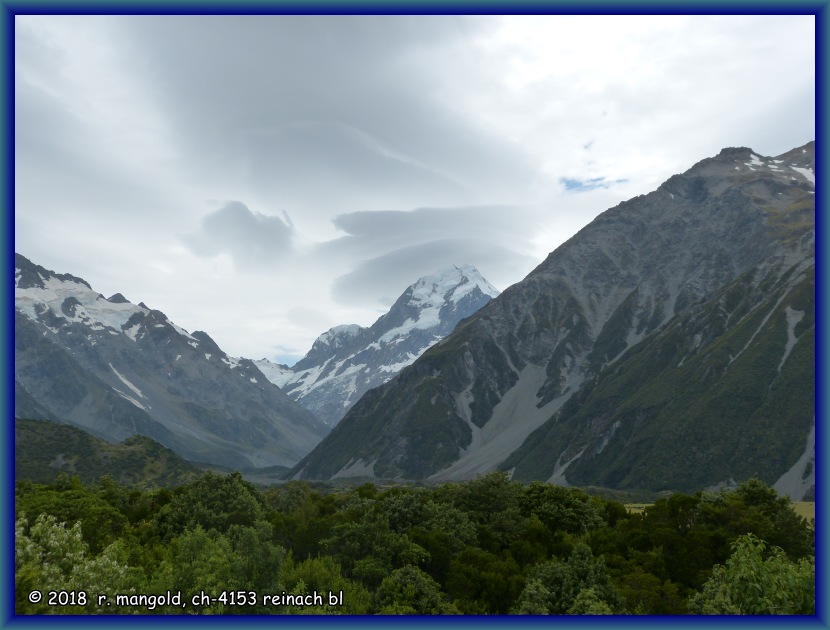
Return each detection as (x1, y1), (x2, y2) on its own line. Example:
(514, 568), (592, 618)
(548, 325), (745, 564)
(15, 417), (201, 487)
(256, 264), (499, 426)
(290, 142), (815, 497)
(14, 254), (329, 469)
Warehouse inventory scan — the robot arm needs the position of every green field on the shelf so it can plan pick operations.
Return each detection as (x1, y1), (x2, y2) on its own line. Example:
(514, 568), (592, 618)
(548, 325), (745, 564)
(792, 502), (815, 521)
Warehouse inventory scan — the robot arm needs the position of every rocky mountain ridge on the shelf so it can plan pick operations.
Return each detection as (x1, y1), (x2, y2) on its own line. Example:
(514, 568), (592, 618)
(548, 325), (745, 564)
(290, 141), (815, 499)
(14, 253), (329, 469)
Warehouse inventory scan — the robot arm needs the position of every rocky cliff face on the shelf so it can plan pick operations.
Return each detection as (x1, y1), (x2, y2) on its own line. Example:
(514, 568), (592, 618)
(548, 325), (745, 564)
(256, 265), (499, 426)
(14, 254), (329, 469)
(290, 142), (815, 498)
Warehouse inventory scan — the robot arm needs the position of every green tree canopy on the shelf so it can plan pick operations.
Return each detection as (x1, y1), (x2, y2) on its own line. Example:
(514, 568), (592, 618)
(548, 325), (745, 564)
(688, 533), (814, 614)
(375, 565), (459, 615)
(155, 472), (268, 539)
(15, 514), (137, 614)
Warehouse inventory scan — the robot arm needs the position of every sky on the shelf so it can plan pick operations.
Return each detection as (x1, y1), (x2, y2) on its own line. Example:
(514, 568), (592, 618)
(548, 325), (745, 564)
(14, 14), (815, 365)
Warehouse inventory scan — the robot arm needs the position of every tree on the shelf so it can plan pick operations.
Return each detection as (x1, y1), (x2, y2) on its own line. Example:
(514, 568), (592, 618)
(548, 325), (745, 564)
(512, 579), (551, 614)
(321, 497), (429, 587)
(445, 546), (523, 614)
(436, 472), (524, 549)
(374, 565), (459, 615)
(731, 479), (814, 559)
(15, 514), (136, 614)
(280, 554), (371, 614)
(519, 481), (606, 536)
(16, 477), (129, 554)
(169, 525), (234, 613)
(269, 482), (338, 560)
(567, 587), (614, 615)
(227, 520), (285, 594)
(511, 542), (624, 614)
(688, 534), (814, 614)
(155, 471), (267, 539)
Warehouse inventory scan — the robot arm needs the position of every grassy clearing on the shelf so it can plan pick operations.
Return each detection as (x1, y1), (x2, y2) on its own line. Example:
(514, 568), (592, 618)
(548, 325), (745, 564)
(624, 501), (815, 520)
(792, 502), (815, 521)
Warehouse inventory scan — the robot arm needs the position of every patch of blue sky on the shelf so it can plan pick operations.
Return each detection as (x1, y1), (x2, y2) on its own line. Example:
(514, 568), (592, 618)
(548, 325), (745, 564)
(560, 177), (629, 192)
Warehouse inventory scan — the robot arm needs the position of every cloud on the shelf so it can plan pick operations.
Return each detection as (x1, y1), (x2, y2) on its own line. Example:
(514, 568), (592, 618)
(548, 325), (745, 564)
(109, 15), (542, 225)
(181, 201), (295, 269)
(331, 238), (536, 307)
(328, 205), (540, 254)
(13, 14), (814, 362)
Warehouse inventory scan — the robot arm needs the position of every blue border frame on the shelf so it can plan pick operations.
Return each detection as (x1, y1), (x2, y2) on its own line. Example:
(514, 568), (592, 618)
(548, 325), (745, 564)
(3, 2), (826, 628)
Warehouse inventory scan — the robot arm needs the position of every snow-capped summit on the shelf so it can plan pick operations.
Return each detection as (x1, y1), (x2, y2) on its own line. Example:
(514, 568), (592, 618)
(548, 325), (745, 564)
(317, 324), (364, 347)
(409, 264), (499, 306)
(257, 265), (499, 426)
(370, 265), (500, 346)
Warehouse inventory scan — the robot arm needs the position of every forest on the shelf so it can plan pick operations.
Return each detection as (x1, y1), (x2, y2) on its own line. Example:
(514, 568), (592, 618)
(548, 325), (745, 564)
(14, 471), (814, 615)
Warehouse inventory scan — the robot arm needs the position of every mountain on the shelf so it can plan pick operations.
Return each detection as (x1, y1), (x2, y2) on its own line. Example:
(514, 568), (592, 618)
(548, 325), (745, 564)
(14, 254), (329, 469)
(15, 417), (201, 487)
(255, 264), (499, 426)
(290, 142), (815, 499)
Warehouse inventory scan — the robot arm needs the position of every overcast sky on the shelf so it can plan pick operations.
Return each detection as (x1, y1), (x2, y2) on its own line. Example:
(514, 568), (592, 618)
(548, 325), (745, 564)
(14, 14), (815, 365)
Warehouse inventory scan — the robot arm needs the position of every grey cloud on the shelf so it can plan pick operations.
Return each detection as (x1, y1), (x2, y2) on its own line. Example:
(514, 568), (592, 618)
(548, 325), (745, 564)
(319, 204), (546, 306)
(328, 205), (539, 253)
(114, 16), (541, 213)
(238, 121), (475, 215)
(181, 201), (294, 269)
(331, 238), (535, 307)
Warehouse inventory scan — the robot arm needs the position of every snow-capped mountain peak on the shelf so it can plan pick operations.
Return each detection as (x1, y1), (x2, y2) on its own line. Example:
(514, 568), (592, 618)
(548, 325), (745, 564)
(408, 264), (500, 307)
(377, 265), (500, 345)
(257, 264), (499, 426)
(315, 324), (365, 348)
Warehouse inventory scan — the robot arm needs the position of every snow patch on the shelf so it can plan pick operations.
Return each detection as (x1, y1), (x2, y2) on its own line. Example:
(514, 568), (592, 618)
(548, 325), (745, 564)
(253, 359), (298, 389)
(745, 153), (764, 168)
(223, 356), (241, 369)
(378, 352), (420, 373)
(123, 322), (142, 341)
(789, 166), (815, 185)
(109, 363), (146, 399)
(114, 390), (148, 411)
(15, 274), (148, 334)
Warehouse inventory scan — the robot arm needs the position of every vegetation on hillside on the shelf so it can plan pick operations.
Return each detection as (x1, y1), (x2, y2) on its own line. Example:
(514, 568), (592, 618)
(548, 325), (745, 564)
(15, 418), (201, 488)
